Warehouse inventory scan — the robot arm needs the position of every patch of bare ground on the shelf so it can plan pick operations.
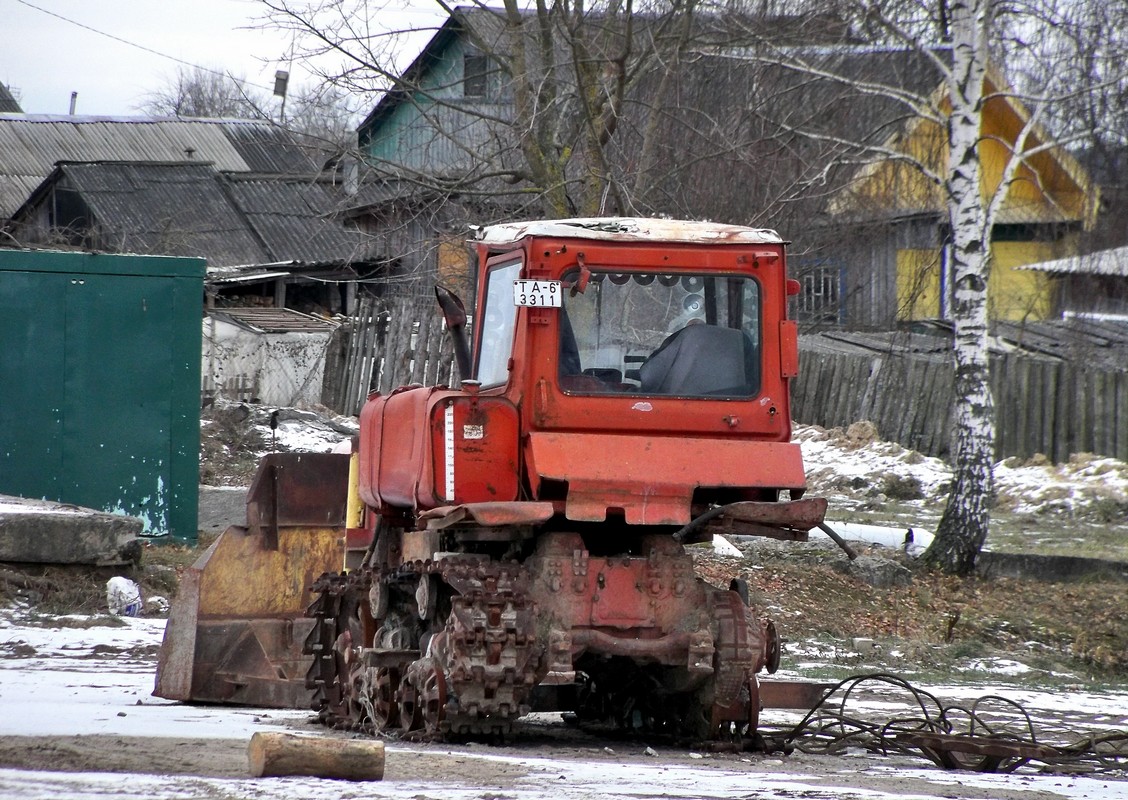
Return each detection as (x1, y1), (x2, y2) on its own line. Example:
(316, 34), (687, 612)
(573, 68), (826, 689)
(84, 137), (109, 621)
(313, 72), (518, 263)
(693, 541), (1128, 682)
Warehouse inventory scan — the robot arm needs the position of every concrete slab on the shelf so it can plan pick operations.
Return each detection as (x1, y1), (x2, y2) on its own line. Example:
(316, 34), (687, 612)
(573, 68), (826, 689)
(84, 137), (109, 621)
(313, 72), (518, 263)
(197, 485), (248, 535)
(0, 495), (142, 565)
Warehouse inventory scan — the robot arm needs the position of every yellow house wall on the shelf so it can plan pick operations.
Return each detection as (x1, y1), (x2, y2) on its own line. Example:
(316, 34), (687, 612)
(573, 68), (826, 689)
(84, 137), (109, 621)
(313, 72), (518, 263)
(896, 249), (942, 319)
(988, 241), (1057, 322)
(896, 241), (1062, 322)
(839, 88), (1090, 225)
(979, 94), (1090, 222)
(437, 236), (474, 298)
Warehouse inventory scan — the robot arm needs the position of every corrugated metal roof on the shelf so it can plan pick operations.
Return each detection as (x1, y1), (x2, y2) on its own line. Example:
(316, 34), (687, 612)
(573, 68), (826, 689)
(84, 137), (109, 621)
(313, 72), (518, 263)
(1016, 245), (1128, 277)
(221, 175), (368, 264)
(209, 307), (340, 333)
(219, 121), (320, 174)
(0, 115), (317, 219)
(53, 162), (267, 265)
(802, 319), (1128, 372)
(8, 161), (370, 269)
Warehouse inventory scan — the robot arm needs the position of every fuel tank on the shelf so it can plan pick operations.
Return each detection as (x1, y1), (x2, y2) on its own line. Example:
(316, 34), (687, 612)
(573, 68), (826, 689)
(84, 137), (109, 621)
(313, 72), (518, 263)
(357, 386), (520, 512)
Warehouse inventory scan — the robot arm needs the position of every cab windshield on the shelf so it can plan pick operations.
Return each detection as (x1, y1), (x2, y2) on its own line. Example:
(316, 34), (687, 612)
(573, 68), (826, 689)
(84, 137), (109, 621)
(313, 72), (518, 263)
(559, 270), (761, 398)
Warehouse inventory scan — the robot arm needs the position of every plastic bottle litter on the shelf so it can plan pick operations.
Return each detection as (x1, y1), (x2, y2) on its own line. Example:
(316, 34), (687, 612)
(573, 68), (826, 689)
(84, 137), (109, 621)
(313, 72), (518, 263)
(106, 576), (143, 616)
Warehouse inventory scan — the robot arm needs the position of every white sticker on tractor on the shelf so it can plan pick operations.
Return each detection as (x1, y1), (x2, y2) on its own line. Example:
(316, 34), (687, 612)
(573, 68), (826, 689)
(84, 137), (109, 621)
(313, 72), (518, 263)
(463, 425), (484, 440)
(444, 403), (456, 501)
(513, 279), (561, 307)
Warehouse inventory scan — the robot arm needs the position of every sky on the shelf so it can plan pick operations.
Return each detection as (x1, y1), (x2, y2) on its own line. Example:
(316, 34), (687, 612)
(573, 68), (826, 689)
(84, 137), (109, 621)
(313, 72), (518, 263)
(0, 0), (443, 117)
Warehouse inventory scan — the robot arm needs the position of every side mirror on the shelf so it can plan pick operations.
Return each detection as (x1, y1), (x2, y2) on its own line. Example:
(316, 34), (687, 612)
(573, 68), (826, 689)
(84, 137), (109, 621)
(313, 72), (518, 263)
(434, 285), (471, 381)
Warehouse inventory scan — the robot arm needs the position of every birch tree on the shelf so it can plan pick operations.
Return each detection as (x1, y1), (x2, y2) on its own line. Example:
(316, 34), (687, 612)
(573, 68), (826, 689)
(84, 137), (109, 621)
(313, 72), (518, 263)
(923, 0), (995, 574)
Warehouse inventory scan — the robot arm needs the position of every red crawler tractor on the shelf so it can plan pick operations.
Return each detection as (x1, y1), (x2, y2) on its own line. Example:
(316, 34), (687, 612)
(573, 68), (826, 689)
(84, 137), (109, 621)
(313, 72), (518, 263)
(306, 217), (826, 739)
(157, 217), (829, 742)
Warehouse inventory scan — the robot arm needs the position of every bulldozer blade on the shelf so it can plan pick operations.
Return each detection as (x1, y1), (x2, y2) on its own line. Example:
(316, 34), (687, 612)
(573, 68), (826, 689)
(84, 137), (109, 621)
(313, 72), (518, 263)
(155, 452), (350, 708)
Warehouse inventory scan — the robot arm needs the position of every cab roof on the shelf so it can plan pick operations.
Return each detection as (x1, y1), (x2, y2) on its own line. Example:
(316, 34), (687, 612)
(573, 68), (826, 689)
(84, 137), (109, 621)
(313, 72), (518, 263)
(474, 217), (784, 247)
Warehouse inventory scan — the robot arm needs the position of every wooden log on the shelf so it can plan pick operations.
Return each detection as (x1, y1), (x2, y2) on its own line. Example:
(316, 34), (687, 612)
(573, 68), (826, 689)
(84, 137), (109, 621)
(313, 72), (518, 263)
(247, 732), (385, 781)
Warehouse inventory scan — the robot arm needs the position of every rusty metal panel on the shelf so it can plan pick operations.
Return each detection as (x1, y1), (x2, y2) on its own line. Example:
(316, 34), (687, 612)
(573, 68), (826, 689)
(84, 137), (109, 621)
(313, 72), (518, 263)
(526, 431), (808, 524)
(420, 501), (555, 529)
(428, 395), (521, 505)
(759, 678), (835, 709)
(780, 320), (799, 378)
(155, 522), (344, 707)
(245, 452), (351, 536)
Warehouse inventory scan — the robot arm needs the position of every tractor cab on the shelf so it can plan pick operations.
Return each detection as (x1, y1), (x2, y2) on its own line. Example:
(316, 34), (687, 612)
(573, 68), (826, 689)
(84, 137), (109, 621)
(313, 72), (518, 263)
(470, 219), (795, 429)
(464, 218), (807, 525)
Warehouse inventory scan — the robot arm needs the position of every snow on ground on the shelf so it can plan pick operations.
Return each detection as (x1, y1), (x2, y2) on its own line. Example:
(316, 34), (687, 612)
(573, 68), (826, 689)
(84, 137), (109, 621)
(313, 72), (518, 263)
(795, 423), (1128, 520)
(0, 496), (107, 516)
(795, 423), (953, 498)
(994, 453), (1128, 517)
(8, 761), (1089, 800)
(0, 607), (307, 740)
(0, 610), (1125, 799)
(251, 407), (358, 456)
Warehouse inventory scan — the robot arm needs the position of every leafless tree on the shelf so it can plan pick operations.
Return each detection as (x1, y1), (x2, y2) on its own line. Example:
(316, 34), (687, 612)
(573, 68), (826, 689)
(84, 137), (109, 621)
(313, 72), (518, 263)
(138, 66), (269, 119)
(284, 83), (360, 156)
(1005, 0), (1128, 252)
(259, 1), (795, 217)
(138, 65), (359, 166)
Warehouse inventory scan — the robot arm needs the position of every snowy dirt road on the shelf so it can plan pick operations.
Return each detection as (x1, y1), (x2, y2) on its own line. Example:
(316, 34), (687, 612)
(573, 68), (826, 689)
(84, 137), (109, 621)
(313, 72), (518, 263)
(1, 609), (1126, 800)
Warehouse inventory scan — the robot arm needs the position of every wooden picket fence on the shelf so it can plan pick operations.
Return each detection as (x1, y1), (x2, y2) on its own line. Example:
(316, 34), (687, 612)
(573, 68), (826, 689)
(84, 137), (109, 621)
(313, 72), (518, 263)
(323, 296), (1128, 463)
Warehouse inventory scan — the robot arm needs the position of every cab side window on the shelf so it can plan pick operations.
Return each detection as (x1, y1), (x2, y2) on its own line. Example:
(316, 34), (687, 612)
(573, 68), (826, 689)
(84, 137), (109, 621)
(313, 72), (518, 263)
(476, 260), (522, 387)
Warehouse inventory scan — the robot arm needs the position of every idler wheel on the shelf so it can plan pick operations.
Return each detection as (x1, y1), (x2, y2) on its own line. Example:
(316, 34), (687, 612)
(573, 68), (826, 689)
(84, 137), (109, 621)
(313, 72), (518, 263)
(372, 667), (400, 730)
(397, 670), (422, 731)
(369, 580), (388, 619)
(415, 574), (440, 621)
(399, 657), (448, 734)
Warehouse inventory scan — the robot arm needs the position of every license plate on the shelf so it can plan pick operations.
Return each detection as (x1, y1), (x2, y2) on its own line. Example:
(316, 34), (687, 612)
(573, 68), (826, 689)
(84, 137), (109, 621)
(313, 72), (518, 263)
(513, 279), (562, 307)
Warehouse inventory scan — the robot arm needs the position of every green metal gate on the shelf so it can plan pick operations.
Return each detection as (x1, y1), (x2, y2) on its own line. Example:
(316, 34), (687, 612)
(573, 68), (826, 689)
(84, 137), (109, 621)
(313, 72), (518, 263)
(0, 250), (204, 540)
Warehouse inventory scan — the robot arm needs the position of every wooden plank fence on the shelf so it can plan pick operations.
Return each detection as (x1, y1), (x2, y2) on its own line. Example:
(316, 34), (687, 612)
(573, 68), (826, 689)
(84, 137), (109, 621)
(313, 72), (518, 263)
(793, 346), (1128, 464)
(323, 295), (458, 416)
